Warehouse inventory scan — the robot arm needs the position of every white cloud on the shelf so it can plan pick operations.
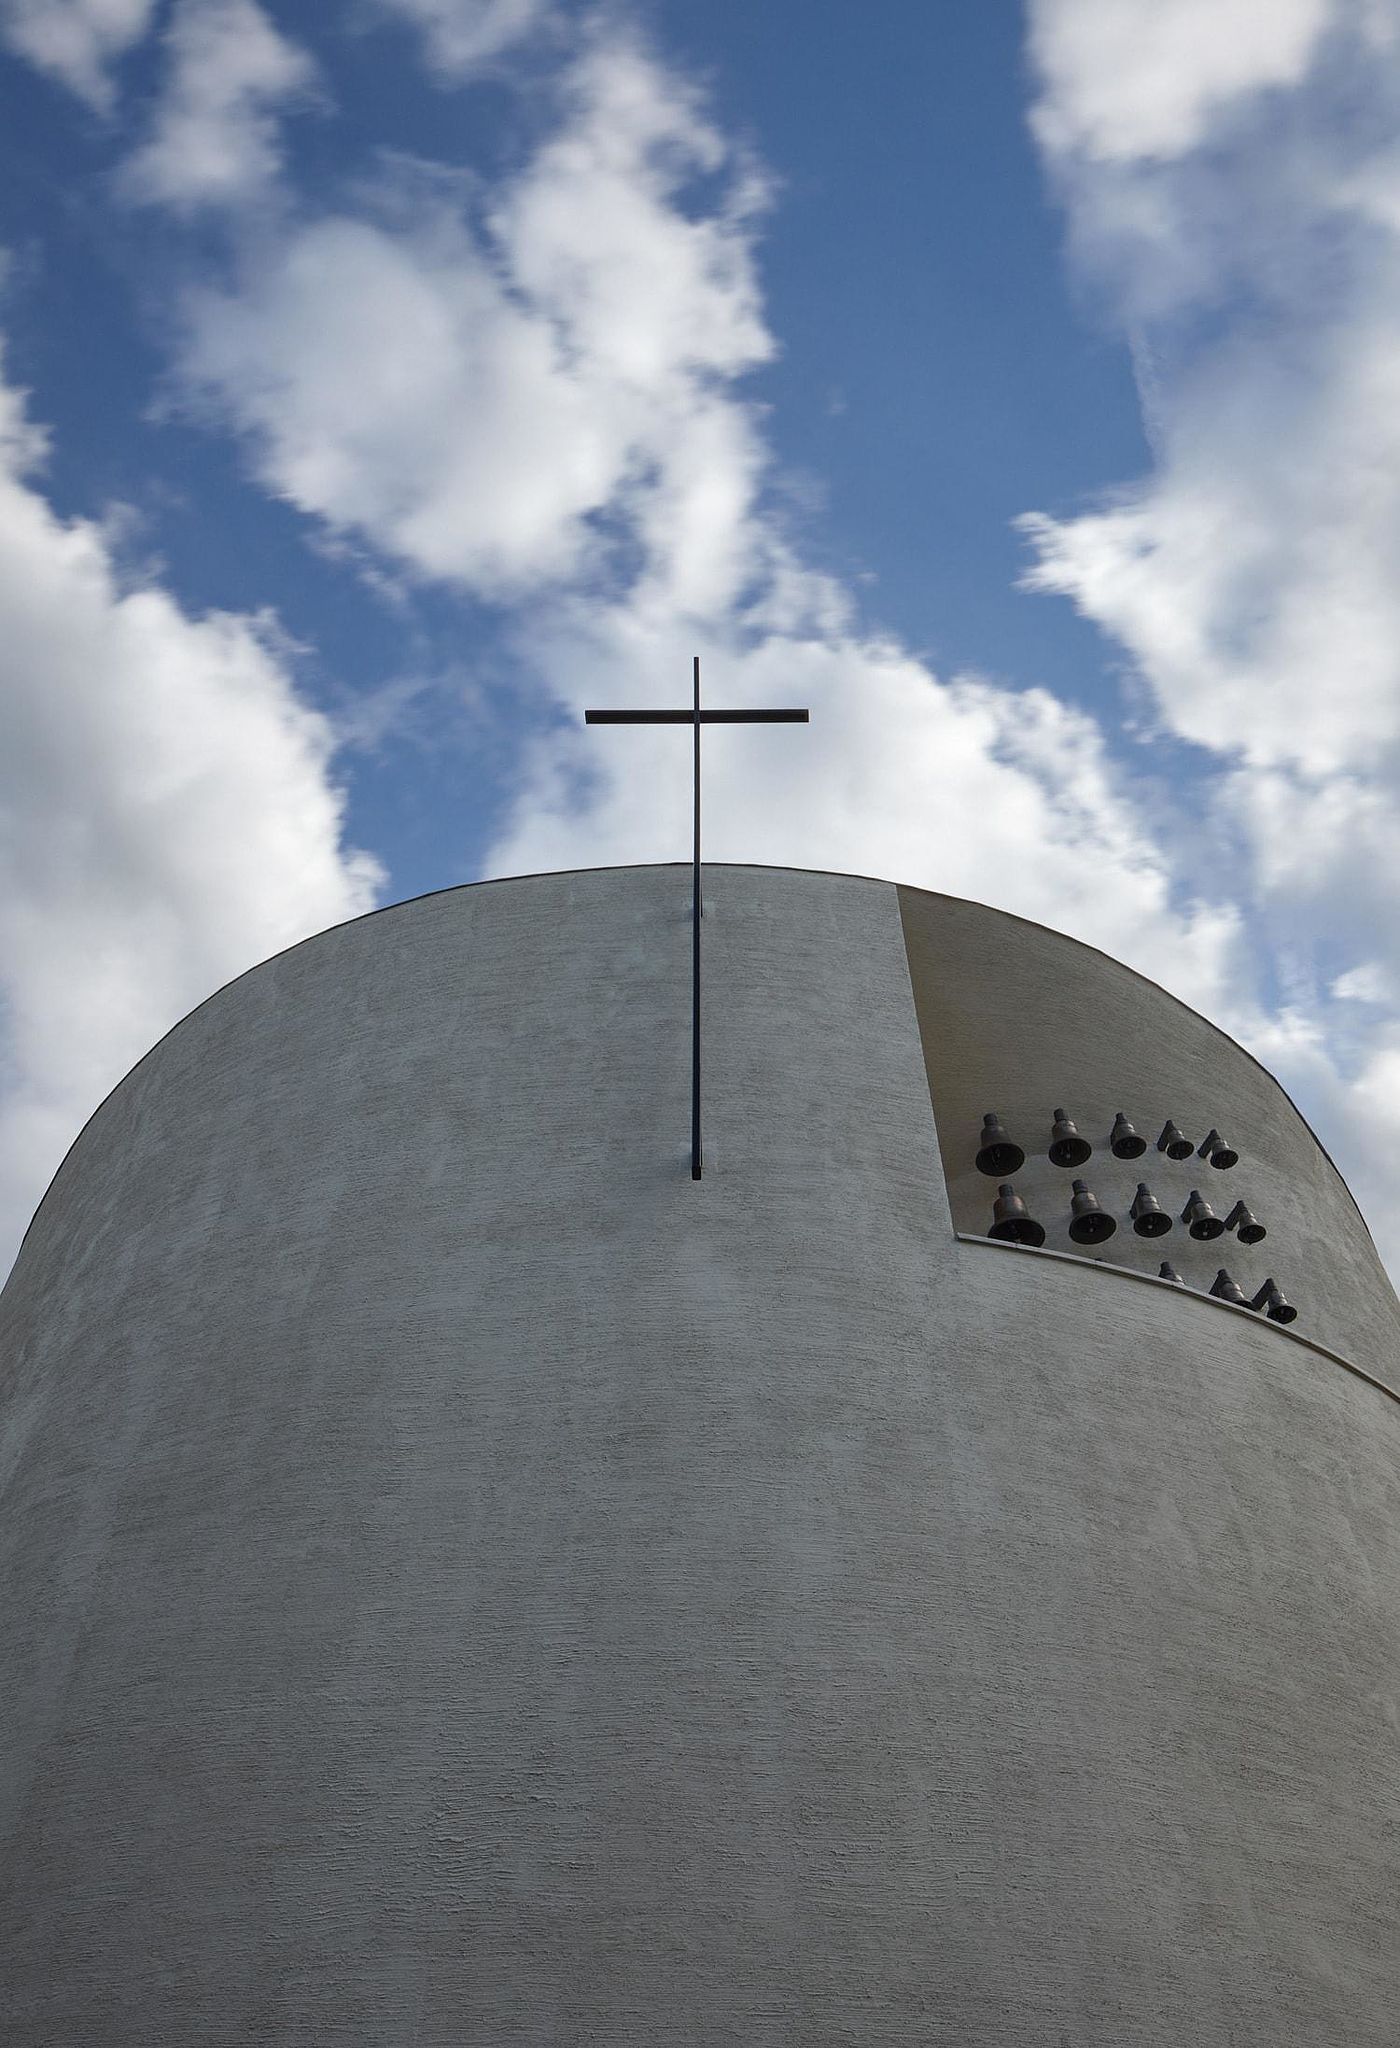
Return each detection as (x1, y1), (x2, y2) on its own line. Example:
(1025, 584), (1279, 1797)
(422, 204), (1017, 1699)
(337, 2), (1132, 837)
(1333, 961), (1394, 1004)
(120, 0), (316, 213)
(179, 41), (773, 600)
(1018, 309), (1400, 777)
(1022, 0), (1400, 1266)
(369, 0), (556, 79)
(1028, 0), (1336, 163)
(0, 0), (156, 109)
(0, 356), (381, 1277)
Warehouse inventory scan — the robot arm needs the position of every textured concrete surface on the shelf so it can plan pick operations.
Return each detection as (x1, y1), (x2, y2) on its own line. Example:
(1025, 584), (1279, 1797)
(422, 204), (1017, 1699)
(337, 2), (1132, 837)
(3, 864), (1400, 2045)
(899, 883), (1400, 1380)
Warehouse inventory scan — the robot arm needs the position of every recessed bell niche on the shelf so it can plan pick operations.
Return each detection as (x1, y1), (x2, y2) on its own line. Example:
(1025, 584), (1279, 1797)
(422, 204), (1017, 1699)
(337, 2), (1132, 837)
(965, 1104), (1293, 1325)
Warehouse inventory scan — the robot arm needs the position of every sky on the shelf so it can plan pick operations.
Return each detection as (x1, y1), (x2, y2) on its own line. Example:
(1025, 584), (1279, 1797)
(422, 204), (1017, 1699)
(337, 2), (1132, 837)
(2, 0), (1400, 1281)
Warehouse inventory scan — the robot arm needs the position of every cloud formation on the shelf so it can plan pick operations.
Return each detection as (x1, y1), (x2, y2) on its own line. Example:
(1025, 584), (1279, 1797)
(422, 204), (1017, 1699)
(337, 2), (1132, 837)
(0, 0), (155, 109)
(1028, 0), (1334, 162)
(0, 358), (380, 1267)
(369, 0), (557, 78)
(156, 27), (1243, 1037)
(1023, 0), (1400, 1256)
(180, 42), (773, 599)
(120, 0), (316, 212)
(170, 30), (1240, 1015)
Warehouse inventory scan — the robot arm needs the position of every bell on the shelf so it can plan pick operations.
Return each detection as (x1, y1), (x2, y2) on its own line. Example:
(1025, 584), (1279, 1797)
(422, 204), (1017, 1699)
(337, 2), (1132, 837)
(1129, 1182), (1172, 1237)
(1048, 1108), (1092, 1168)
(1157, 1261), (1184, 1284)
(1251, 1279), (1298, 1325)
(1109, 1111), (1147, 1159)
(1068, 1178), (1116, 1245)
(1198, 1127), (1239, 1170)
(1156, 1119), (1195, 1161)
(1181, 1188), (1226, 1240)
(1210, 1267), (1248, 1306)
(975, 1112), (1025, 1177)
(988, 1181), (1046, 1247)
(1224, 1199), (1266, 1245)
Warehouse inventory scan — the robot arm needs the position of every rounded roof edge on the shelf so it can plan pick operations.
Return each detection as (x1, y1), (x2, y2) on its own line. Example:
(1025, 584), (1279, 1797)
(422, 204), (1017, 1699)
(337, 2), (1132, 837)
(1, 861), (1379, 1277)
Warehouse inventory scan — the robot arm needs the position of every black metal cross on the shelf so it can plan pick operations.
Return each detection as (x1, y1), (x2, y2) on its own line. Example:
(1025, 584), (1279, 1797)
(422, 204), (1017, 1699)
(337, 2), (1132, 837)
(585, 657), (809, 1180)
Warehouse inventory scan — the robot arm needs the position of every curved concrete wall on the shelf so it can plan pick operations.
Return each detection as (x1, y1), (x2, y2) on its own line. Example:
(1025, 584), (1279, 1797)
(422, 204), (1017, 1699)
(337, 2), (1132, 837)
(2, 864), (1399, 2045)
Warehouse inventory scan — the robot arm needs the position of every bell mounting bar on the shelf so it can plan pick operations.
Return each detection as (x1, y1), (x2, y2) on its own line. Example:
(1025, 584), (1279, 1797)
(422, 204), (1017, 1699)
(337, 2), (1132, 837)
(585, 657), (810, 1181)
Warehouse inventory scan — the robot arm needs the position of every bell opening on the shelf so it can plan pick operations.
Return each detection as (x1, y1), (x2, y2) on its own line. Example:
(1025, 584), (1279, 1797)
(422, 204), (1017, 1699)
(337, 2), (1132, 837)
(989, 1217), (1046, 1248)
(1049, 1138), (1093, 1168)
(977, 1141), (1025, 1177)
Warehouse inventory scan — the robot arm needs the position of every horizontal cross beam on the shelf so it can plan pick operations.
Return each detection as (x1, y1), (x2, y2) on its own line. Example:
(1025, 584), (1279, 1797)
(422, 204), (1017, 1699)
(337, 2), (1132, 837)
(584, 708), (810, 724)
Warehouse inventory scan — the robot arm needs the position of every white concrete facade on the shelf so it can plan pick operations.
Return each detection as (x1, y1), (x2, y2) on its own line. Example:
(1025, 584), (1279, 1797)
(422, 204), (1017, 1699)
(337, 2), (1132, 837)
(2, 864), (1399, 2045)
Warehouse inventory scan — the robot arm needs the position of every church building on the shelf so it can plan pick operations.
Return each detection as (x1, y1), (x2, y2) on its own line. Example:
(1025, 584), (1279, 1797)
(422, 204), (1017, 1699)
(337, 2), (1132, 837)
(3, 862), (1398, 2044)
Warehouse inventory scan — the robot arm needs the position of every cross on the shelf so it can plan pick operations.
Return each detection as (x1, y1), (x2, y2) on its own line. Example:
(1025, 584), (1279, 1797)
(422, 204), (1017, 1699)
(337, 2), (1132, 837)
(585, 657), (809, 1181)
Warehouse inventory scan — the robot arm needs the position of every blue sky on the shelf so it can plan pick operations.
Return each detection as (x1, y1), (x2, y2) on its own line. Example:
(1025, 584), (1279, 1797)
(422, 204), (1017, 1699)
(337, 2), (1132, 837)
(2, 0), (1399, 1278)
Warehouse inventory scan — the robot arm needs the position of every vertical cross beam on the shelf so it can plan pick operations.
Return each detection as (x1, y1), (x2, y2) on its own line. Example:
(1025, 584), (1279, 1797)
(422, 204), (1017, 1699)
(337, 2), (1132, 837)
(691, 655), (702, 1176)
(585, 660), (809, 1179)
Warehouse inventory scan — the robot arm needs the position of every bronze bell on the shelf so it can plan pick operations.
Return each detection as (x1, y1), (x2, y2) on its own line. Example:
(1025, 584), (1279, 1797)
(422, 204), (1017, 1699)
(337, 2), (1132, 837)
(1210, 1268), (1248, 1306)
(1157, 1118), (1194, 1160)
(1224, 1199), (1266, 1245)
(1048, 1108), (1092, 1168)
(1109, 1111), (1147, 1159)
(1068, 1178), (1116, 1245)
(1251, 1279), (1298, 1325)
(975, 1112), (1025, 1177)
(988, 1182), (1046, 1247)
(1198, 1127), (1239, 1170)
(1182, 1188), (1226, 1240)
(1129, 1182), (1172, 1237)
(1158, 1260), (1184, 1284)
